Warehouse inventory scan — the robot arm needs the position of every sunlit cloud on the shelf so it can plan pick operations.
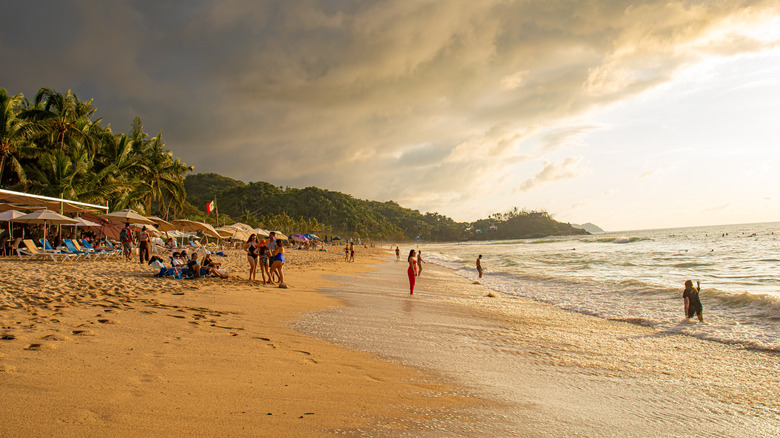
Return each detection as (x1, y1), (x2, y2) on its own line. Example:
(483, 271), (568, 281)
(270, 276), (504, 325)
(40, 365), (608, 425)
(1, 0), (779, 227)
(514, 156), (587, 193)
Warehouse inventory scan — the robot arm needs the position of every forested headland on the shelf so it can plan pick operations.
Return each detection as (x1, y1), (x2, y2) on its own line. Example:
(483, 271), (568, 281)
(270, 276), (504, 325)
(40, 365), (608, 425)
(2, 86), (588, 241)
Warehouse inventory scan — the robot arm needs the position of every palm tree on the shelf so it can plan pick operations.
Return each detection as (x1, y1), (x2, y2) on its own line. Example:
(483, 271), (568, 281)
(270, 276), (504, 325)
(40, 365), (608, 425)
(21, 88), (94, 153)
(127, 131), (192, 217)
(0, 89), (33, 187)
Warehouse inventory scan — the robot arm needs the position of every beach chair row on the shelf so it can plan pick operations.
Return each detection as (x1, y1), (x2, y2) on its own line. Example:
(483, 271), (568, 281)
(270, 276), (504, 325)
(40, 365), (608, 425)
(16, 238), (121, 262)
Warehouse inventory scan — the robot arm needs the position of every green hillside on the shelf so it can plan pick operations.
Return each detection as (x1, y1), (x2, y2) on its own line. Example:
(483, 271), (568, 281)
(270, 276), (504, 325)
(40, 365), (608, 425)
(184, 173), (588, 241)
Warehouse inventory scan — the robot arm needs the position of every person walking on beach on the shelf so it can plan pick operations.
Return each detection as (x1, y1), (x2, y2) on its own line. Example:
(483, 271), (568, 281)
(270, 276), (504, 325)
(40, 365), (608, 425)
(395, 246), (400, 261)
(476, 254), (483, 278)
(349, 243), (355, 262)
(244, 234), (259, 281)
(683, 280), (704, 322)
(407, 249), (417, 295)
(416, 251), (425, 276)
(138, 226), (150, 264)
(120, 223), (134, 262)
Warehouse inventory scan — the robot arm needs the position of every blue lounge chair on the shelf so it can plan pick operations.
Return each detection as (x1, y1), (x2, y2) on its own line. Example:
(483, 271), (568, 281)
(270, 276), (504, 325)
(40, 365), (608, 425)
(63, 239), (93, 259)
(40, 238), (83, 259)
(80, 239), (119, 257)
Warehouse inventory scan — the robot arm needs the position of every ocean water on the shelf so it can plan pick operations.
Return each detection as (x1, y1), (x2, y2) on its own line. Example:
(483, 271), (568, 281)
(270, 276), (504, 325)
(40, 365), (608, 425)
(418, 222), (780, 352)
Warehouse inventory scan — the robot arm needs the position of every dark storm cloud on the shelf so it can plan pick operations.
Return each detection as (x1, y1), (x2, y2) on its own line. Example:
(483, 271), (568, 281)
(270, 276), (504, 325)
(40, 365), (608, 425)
(1, 0), (777, 218)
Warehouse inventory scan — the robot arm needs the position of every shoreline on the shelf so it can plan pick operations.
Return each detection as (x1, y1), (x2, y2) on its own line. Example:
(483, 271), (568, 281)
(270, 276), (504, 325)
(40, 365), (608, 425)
(297, 254), (780, 436)
(0, 247), (478, 436)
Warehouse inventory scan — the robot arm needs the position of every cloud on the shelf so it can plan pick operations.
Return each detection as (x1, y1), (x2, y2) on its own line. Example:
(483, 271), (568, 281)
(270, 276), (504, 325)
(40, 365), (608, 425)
(514, 156), (587, 193)
(1, 0), (778, 219)
(538, 125), (601, 153)
(638, 170), (656, 179)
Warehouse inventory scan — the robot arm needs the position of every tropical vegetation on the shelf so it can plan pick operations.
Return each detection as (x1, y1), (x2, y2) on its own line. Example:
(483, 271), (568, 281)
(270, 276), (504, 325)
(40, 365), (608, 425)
(0, 87), (191, 218)
(2, 86), (590, 240)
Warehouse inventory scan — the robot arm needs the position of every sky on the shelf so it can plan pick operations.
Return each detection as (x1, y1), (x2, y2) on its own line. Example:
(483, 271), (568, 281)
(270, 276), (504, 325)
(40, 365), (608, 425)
(1, 0), (779, 231)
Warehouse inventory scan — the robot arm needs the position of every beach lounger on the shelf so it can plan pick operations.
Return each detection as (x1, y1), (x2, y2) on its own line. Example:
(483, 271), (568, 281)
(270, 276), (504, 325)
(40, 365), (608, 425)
(18, 240), (72, 262)
(41, 238), (83, 259)
(80, 239), (119, 257)
(72, 239), (108, 258)
(63, 239), (94, 259)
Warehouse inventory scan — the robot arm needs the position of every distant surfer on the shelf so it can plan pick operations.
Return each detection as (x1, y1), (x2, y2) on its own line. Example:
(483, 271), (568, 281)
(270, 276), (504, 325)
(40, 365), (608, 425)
(476, 254), (483, 279)
(683, 280), (703, 322)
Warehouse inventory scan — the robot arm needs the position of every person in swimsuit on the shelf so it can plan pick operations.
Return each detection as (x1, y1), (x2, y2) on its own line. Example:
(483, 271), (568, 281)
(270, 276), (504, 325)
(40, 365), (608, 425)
(395, 246), (400, 261)
(138, 226), (150, 264)
(244, 234), (259, 281)
(349, 243), (355, 262)
(407, 249), (417, 295)
(416, 250), (424, 276)
(258, 239), (271, 284)
(269, 239), (286, 287)
(683, 280), (703, 322)
(476, 254), (483, 278)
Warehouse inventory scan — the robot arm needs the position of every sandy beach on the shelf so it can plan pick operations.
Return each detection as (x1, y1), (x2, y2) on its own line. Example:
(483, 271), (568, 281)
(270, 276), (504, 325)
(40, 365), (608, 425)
(3, 245), (780, 436)
(0, 247), (475, 437)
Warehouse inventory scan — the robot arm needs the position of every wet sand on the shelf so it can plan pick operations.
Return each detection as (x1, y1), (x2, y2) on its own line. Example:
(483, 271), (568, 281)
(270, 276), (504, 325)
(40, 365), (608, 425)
(297, 256), (780, 437)
(0, 247), (476, 437)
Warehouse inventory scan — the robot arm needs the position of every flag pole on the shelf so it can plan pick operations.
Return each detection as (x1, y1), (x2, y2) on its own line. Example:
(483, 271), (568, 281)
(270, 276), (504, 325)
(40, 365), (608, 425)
(215, 195), (219, 227)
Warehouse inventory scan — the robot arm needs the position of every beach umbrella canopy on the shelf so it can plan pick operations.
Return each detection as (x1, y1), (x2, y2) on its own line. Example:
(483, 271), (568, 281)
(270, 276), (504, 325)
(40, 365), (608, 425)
(291, 234), (308, 242)
(66, 217), (102, 228)
(146, 216), (177, 232)
(270, 231), (288, 241)
(229, 222), (255, 232)
(0, 209), (26, 239)
(172, 219), (222, 239)
(102, 209), (154, 225)
(0, 209), (26, 221)
(253, 228), (270, 237)
(14, 209), (78, 243)
(331, 236), (342, 240)
(217, 226), (250, 241)
(303, 233), (320, 240)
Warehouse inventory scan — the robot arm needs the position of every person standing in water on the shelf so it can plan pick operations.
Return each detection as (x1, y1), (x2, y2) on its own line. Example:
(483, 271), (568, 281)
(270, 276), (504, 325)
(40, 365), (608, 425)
(416, 250), (425, 276)
(476, 254), (483, 278)
(683, 280), (703, 322)
(407, 249), (417, 295)
(395, 246), (400, 261)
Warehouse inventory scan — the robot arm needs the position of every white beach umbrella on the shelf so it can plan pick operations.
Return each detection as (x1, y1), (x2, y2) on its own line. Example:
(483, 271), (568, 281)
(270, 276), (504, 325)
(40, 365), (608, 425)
(102, 209), (154, 225)
(0, 209), (25, 239)
(14, 209), (78, 245)
(146, 215), (177, 232)
(172, 219), (222, 239)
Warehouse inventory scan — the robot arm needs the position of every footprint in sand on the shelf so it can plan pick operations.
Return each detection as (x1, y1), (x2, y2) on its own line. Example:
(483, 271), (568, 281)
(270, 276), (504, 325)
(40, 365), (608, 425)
(0, 363), (16, 373)
(25, 343), (57, 351)
(40, 334), (71, 341)
(71, 329), (96, 336)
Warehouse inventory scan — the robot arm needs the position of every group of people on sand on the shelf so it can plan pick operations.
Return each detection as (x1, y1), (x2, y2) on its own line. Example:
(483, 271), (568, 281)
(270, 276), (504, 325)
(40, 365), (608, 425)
(345, 243), (355, 262)
(244, 231), (287, 288)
